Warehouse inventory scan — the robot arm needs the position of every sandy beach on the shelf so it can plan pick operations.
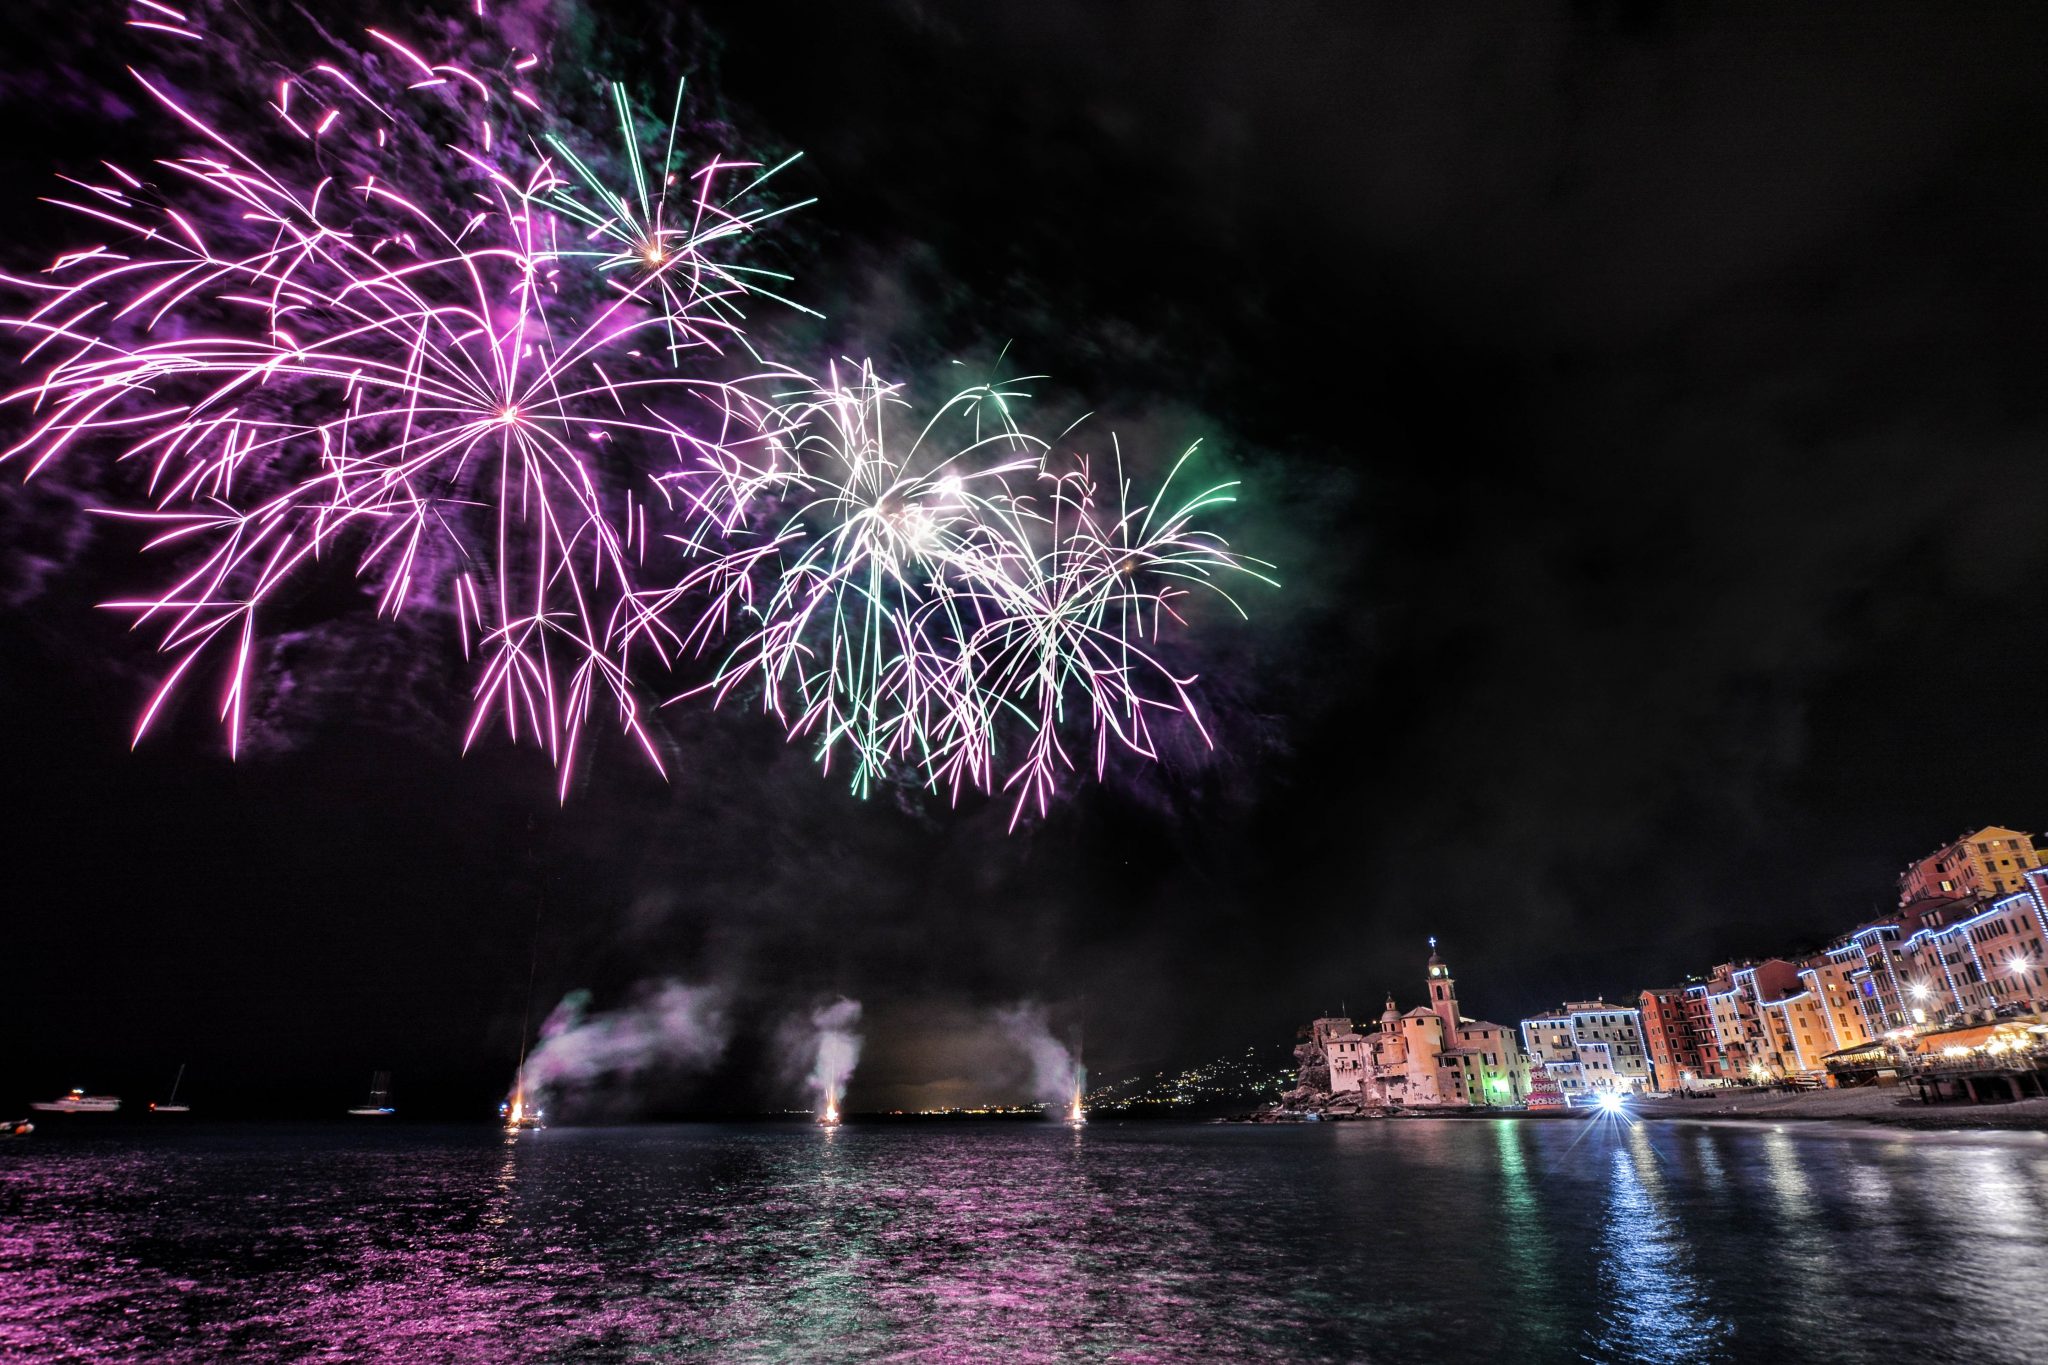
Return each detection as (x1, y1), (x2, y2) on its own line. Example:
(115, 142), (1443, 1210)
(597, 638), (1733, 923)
(1634, 1087), (2048, 1131)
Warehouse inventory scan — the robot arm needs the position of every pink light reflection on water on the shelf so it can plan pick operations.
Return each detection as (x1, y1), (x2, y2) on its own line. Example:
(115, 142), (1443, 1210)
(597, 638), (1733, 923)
(6, 1121), (2048, 1361)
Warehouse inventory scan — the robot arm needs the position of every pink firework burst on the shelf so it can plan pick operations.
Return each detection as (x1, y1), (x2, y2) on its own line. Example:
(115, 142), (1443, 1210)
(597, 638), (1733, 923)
(2, 8), (797, 792)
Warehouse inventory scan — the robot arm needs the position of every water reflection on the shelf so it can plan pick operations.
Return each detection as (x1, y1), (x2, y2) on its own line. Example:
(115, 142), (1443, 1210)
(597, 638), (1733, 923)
(4, 1121), (2048, 1362)
(1494, 1124), (1552, 1283)
(1587, 1124), (1730, 1363)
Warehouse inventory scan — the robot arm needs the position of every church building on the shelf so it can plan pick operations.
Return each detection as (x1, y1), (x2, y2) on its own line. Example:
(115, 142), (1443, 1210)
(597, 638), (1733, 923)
(1327, 941), (1532, 1107)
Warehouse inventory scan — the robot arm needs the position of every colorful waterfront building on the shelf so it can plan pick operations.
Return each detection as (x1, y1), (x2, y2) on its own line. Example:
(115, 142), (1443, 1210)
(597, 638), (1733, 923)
(1898, 826), (2046, 905)
(1315, 1017), (1373, 1095)
(1777, 881), (2048, 1049)
(1889, 888), (2048, 1020)
(1796, 952), (1877, 1058)
(1519, 1001), (1651, 1103)
(1701, 958), (1844, 1080)
(1695, 963), (1777, 1080)
(1588, 833), (2048, 1092)
(1820, 920), (1917, 1034)
(1320, 942), (1530, 1107)
(1638, 986), (1708, 1091)
(1680, 984), (1734, 1082)
(1422, 941), (1532, 1105)
(1751, 976), (1833, 1079)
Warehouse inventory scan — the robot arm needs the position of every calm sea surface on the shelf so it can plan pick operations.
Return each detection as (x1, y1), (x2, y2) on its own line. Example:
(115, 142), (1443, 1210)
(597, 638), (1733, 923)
(3, 1117), (2046, 1363)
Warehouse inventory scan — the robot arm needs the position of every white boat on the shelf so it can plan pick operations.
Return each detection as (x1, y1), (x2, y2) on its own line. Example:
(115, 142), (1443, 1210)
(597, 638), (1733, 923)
(2, 1118), (35, 1140)
(348, 1071), (395, 1117)
(31, 1088), (121, 1114)
(150, 1064), (191, 1114)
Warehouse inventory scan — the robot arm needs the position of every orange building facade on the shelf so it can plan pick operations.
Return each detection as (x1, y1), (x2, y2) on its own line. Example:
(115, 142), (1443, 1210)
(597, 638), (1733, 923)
(1625, 827), (2048, 1090)
(1898, 826), (2045, 905)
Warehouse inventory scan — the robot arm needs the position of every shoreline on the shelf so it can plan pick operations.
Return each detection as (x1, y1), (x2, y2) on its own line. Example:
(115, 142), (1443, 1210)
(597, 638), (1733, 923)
(1241, 1088), (2048, 1134)
(1631, 1088), (2048, 1133)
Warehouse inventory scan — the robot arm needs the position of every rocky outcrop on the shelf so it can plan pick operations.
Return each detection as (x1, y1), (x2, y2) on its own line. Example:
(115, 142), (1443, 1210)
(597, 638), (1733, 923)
(1292, 1037), (1330, 1095)
(1257, 1037), (1389, 1120)
(1248, 1020), (1408, 1120)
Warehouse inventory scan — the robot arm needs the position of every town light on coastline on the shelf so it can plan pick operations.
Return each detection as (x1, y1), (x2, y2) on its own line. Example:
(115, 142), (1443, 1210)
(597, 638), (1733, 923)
(1277, 830), (2048, 1117)
(1595, 1091), (1628, 1115)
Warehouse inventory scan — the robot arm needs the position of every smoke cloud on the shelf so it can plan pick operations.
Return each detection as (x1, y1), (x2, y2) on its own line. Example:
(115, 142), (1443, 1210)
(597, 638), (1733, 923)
(790, 996), (864, 1118)
(993, 1002), (1085, 1112)
(518, 978), (729, 1115)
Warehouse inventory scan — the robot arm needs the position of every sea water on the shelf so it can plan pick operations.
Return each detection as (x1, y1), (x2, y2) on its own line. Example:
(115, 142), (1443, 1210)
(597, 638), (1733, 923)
(3, 1118), (2045, 1363)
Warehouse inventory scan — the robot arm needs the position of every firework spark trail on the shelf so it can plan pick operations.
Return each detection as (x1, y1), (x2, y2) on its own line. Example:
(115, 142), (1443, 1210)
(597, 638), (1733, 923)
(4, 4), (1271, 818)
(667, 360), (1276, 825)
(541, 77), (819, 368)
(1, 7), (800, 793)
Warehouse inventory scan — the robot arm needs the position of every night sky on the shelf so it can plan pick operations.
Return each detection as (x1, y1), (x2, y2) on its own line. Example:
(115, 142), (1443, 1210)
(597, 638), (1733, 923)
(5, 0), (2048, 1118)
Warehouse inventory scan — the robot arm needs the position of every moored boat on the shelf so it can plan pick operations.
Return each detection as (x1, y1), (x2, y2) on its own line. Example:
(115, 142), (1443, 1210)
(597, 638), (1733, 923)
(30, 1089), (121, 1114)
(348, 1071), (396, 1117)
(499, 1093), (544, 1130)
(502, 890), (546, 1133)
(150, 1063), (191, 1114)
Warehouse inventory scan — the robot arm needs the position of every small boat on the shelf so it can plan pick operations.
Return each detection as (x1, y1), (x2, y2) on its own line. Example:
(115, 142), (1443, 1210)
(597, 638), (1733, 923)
(501, 978), (542, 1131)
(31, 1089), (121, 1114)
(501, 894), (545, 1133)
(348, 1071), (395, 1117)
(150, 1063), (191, 1114)
(499, 1074), (544, 1131)
(1, 1118), (33, 1141)
(499, 1095), (544, 1131)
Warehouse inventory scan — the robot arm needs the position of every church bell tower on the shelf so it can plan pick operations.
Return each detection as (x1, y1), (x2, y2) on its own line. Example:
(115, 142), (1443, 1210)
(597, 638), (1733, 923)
(1427, 937), (1461, 1038)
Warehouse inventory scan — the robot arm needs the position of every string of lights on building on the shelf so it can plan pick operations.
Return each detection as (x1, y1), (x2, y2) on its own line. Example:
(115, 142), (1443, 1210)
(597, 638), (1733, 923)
(1285, 825), (2048, 1111)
